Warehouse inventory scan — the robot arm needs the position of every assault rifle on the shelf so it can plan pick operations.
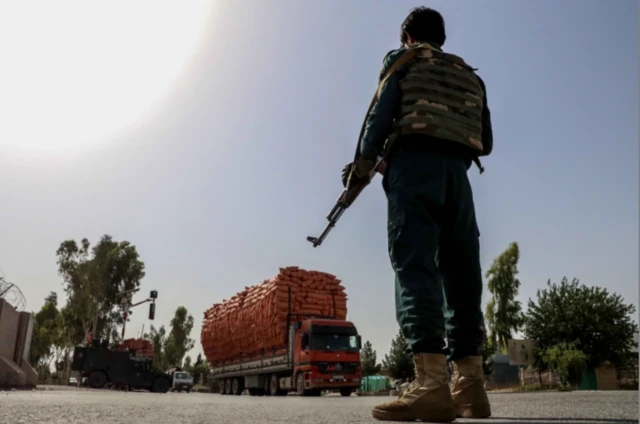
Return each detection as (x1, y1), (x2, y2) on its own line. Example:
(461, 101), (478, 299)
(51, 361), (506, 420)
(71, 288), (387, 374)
(305, 45), (429, 248)
(306, 159), (386, 248)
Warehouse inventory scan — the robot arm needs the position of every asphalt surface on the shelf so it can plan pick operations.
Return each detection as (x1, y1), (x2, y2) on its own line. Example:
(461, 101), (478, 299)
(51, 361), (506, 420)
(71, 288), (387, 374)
(0, 388), (637, 424)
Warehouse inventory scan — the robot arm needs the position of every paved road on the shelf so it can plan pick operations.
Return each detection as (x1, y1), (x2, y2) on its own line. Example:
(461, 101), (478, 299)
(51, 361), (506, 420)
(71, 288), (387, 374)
(0, 388), (637, 424)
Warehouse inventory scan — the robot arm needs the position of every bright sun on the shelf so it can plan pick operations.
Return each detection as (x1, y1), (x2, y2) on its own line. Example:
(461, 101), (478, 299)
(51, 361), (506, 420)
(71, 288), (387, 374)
(0, 1), (212, 152)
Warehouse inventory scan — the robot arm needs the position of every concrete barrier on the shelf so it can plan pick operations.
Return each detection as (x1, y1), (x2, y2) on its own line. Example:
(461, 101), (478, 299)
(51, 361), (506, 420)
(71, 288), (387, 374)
(0, 298), (36, 388)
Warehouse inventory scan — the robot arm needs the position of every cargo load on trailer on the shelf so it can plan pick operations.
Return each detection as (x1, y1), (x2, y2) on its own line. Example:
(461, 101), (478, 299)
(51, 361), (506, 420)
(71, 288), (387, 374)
(118, 338), (153, 358)
(201, 266), (361, 397)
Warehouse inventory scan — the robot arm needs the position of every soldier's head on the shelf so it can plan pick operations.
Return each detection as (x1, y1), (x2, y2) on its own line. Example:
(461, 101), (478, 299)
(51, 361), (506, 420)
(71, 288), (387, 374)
(400, 7), (446, 47)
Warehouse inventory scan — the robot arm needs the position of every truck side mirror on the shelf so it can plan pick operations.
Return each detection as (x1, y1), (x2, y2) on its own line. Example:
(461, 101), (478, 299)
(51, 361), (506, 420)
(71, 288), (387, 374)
(356, 335), (362, 349)
(149, 302), (156, 320)
(301, 334), (309, 350)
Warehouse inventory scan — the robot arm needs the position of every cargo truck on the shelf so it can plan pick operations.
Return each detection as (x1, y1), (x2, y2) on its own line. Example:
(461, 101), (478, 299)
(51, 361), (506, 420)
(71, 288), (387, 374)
(209, 287), (362, 397)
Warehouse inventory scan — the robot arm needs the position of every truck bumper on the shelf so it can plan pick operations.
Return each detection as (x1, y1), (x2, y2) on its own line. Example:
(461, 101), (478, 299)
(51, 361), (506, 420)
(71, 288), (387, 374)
(308, 376), (360, 389)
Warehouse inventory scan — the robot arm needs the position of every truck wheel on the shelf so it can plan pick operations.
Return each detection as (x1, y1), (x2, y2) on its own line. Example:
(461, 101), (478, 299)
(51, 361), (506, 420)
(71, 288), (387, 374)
(296, 373), (308, 396)
(151, 377), (170, 393)
(269, 375), (286, 396)
(225, 379), (232, 395)
(88, 371), (107, 389)
(232, 378), (244, 396)
(219, 381), (226, 395)
(263, 377), (271, 396)
(340, 387), (353, 397)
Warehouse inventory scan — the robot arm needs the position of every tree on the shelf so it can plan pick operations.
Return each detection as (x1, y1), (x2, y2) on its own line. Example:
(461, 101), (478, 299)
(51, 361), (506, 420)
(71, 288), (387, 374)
(164, 306), (195, 367)
(524, 277), (638, 370)
(192, 353), (208, 386)
(361, 340), (382, 376)
(145, 324), (168, 370)
(485, 242), (525, 353)
(30, 301), (61, 368)
(542, 342), (588, 388)
(45, 291), (58, 306)
(382, 330), (414, 381)
(183, 355), (192, 371)
(56, 235), (146, 342)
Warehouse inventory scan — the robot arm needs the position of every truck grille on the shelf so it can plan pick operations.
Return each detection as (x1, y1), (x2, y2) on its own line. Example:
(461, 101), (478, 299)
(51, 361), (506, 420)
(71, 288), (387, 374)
(316, 362), (358, 374)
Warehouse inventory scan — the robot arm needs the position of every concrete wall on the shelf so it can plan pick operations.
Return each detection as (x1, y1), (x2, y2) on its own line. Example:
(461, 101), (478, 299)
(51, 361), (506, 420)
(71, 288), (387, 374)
(0, 299), (19, 359)
(0, 298), (36, 388)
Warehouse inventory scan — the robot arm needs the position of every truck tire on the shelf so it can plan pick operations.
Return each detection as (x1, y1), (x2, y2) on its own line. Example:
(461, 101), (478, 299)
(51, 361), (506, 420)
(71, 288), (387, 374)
(151, 377), (170, 393)
(263, 377), (271, 396)
(296, 373), (309, 396)
(225, 379), (232, 395)
(269, 374), (286, 396)
(340, 387), (353, 397)
(232, 378), (243, 396)
(219, 381), (226, 395)
(88, 371), (107, 389)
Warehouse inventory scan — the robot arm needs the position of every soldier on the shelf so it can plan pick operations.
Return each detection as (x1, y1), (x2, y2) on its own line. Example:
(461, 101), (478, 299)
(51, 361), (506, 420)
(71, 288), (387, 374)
(343, 7), (494, 422)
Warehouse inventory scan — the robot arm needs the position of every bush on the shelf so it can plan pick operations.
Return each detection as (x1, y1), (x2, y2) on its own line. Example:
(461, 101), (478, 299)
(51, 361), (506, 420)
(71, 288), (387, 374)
(542, 342), (587, 388)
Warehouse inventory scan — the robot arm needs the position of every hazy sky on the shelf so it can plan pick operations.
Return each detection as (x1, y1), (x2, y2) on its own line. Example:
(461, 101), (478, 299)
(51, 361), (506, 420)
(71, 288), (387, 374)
(1, 0), (637, 361)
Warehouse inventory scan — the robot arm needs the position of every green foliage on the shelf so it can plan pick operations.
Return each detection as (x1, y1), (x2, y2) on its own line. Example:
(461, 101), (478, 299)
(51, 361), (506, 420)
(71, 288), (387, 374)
(192, 353), (209, 385)
(145, 324), (168, 370)
(542, 342), (588, 387)
(382, 330), (414, 381)
(360, 340), (382, 377)
(30, 301), (61, 367)
(524, 277), (637, 369)
(143, 306), (196, 370)
(164, 306), (195, 367)
(485, 242), (525, 353)
(44, 291), (58, 306)
(56, 235), (146, 342)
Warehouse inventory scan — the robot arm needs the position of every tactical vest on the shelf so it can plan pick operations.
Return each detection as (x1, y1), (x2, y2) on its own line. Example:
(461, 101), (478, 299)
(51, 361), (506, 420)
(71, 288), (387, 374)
(391, 45), (485, 153)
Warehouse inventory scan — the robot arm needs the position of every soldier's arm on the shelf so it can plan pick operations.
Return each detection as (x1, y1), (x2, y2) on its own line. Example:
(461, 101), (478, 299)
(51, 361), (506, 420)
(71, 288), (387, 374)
(359, 50), (405, 161)
(477, 75), (493, 156)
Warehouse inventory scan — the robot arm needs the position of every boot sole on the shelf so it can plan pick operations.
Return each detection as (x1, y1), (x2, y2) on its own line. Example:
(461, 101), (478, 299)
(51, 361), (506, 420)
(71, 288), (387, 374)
(372, 408), (456, 422)
(455, 403), (492, 419)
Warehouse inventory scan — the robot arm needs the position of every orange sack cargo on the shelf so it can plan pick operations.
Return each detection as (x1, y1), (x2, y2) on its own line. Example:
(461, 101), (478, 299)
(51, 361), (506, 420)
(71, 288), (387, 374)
(201, 267), (348, 364)
(120, 338), (154, 358)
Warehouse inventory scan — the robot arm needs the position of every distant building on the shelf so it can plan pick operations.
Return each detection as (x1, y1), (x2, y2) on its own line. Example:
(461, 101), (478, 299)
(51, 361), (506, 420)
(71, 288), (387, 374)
(489, 352), (520, 386)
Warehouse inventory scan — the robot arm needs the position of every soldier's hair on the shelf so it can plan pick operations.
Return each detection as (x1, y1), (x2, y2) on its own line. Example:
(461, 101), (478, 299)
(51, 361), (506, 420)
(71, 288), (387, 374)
(400, 7), (446, 47)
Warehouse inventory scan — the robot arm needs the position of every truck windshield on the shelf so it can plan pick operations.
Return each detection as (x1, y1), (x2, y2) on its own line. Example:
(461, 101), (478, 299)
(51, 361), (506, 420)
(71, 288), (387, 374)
(175, 372), (191, 379)
(310, 334), (358, 352)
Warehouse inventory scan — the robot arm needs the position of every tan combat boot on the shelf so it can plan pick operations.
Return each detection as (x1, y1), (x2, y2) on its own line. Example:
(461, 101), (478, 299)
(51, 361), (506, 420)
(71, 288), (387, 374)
(450, 356), (491, 418)
(372, 353), (455, 422)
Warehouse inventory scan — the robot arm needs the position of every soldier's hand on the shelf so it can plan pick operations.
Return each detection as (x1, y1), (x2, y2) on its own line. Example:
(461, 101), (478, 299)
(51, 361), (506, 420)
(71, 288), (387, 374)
(341, 162), (352, 187)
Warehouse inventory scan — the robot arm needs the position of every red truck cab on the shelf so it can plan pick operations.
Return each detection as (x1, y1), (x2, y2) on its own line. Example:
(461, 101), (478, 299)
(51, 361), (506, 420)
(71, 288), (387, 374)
(287, 318), (362, 396)
(211, 311), (362, 397)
